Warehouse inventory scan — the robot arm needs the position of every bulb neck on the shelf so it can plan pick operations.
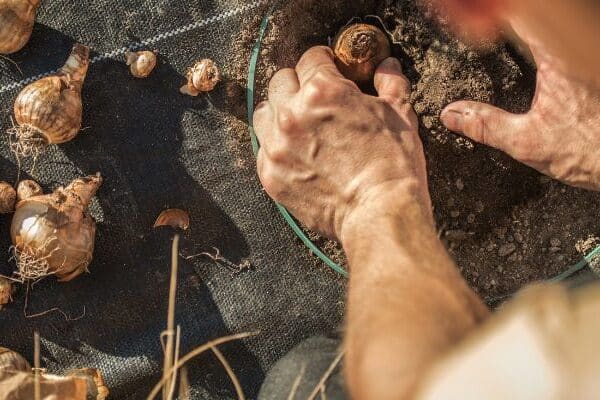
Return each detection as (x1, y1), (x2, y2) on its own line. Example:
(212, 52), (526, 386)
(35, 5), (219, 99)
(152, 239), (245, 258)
(60, 44), (90, 83)
(62, 173), (102, 209)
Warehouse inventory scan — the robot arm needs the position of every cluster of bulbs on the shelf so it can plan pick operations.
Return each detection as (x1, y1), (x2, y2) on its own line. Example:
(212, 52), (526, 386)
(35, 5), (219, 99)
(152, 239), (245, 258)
(0, 0), (220, 302)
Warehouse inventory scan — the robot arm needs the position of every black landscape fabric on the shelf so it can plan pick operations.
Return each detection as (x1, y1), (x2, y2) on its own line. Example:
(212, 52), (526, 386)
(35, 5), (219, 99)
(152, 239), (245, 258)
(0, 0), (346, 398)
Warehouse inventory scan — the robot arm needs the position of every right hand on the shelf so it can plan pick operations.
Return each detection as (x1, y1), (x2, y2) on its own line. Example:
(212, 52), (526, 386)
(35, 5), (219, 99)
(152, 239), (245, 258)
(440, 21), (600, 191)
(253, 47), (431, 241)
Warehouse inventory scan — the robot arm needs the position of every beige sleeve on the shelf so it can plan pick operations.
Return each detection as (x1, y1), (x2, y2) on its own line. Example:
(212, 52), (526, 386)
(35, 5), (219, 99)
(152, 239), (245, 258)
(415, 283), (600, 400)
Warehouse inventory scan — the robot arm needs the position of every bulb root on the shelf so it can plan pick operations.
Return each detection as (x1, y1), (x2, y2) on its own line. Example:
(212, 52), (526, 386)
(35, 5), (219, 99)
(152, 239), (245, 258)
(7, 123), (47, 160)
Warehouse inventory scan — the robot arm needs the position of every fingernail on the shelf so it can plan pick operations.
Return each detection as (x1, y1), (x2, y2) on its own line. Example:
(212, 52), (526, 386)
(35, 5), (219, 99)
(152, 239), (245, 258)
(440, 107), (464, 132)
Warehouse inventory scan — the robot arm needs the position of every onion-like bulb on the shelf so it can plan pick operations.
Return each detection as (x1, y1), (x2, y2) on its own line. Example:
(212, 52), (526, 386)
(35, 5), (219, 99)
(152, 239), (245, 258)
(0, 181), (16, 214)
(180, 59), (220, 96)
(9, 43), (90, 158)
(332, 23), (391, 84)
(0, 0), (40, 54)
(125, 50), (157, 78)
(10, 173), (102, 282)
(0, 347), (30, 371)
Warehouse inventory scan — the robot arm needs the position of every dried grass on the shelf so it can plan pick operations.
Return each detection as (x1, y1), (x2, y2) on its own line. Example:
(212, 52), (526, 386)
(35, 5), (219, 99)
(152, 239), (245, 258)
(287, 363), (306, 400)
(306, 351), (344, 400)
(149, 235), (259, 400)
(147, 331), (259, 400)
(33, 331), (41, 400)
(210, 345), (245, 400)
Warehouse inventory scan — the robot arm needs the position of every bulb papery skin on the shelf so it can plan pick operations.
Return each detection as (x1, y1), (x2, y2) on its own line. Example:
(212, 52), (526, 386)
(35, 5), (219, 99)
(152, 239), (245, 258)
(0, 0), (40, 54)
(0, 181), (16, 214)
(332, 23), (391, 84)
(0, 347), (30, 372)
(12, 43), (90, 147)
(125, 50), (157, 78)
(180, 59), (220, 96)
(10, 174), (102, 282)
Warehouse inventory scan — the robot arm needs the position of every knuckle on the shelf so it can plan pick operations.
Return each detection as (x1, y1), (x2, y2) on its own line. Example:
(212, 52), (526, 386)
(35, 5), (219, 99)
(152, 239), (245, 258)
(260, 170), (283, 200)
(253, 101), (270, 126)
(462, 109), (489, 145)
(303, 79), (326, 105)
(303, 74), (346, 105)
(269, 146), (289, 164)
(272, 67), (294, 81)
(269, 68), (294, 92)
(276, 108), (298, 135)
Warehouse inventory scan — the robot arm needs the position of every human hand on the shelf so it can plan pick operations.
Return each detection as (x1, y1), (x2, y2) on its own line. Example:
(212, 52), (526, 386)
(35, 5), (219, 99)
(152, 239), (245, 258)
(440, 21), (600, 191)
(253, 46), (431, 241)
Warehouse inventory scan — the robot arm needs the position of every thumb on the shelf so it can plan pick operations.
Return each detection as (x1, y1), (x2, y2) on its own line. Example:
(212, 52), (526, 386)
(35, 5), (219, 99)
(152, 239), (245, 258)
(441, 101), (528, 154)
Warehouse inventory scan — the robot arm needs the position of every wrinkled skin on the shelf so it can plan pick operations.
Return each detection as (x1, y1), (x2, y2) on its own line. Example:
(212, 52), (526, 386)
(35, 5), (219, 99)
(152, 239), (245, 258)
(254, 47), (431, 240)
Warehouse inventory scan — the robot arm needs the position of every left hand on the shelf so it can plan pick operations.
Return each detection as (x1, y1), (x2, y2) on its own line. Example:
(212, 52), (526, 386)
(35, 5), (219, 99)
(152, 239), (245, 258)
(440, 20), (600, 190)
(253, 46), (431, 241)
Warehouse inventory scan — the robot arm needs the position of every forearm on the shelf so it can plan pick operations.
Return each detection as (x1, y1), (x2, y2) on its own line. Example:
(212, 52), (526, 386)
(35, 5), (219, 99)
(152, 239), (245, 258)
(341, 190), (489, 399)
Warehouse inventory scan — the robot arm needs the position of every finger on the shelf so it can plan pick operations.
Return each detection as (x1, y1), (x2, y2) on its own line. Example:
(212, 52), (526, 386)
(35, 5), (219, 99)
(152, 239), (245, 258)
(440, 101), (529, 156)
(256, 148), (266, 178)
(295, 46), (344, 86)
(268, 68), (300, 105)
(253, 101), (274, 146)
(374, 57), (411, 104)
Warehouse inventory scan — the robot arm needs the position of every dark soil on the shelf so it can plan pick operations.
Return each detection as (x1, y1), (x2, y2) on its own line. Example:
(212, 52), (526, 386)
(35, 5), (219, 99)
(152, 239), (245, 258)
(229, 0), (600, 303)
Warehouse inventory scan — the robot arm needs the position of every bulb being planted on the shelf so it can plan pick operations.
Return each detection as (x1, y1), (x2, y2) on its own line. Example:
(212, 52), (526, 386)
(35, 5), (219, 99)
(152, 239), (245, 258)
(331, 23), (391, 84)
(9, 43), (90, 158)
(10, 174), (102, 282)
(0, 0), (40, 54)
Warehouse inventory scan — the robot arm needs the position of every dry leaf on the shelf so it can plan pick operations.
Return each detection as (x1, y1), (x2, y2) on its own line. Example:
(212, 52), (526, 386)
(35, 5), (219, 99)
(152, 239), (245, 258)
(0, 370), (87, 400)
(154, 209), (190, 230)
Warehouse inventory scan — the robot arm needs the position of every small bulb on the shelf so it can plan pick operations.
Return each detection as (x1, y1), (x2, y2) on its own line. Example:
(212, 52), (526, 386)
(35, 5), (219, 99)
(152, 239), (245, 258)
(125, 50), (157, 78)
(0, 181), (16, 214)
(180, 59), (220, 96)
(0, 277), (14, 309)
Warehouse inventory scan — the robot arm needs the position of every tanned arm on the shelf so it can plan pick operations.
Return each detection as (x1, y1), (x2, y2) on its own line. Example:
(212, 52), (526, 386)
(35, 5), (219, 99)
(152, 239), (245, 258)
(342, 193), (488, 399)
(253, 46), (488, 399)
